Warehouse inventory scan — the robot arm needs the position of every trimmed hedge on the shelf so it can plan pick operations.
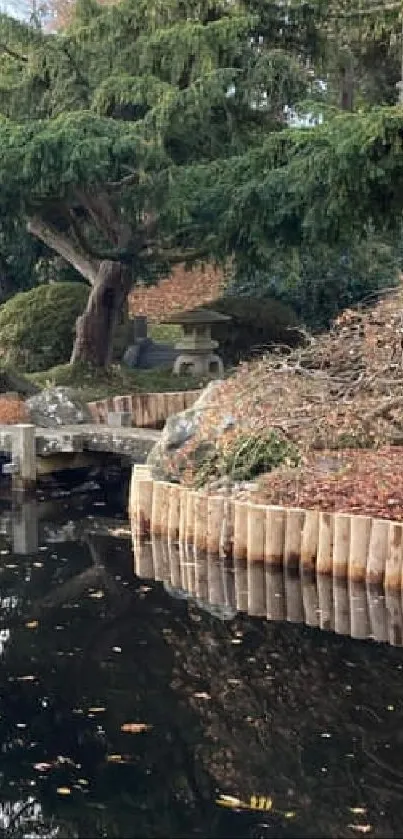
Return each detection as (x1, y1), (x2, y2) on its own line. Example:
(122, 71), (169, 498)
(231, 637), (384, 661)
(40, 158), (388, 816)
(0, 283), (90, 373)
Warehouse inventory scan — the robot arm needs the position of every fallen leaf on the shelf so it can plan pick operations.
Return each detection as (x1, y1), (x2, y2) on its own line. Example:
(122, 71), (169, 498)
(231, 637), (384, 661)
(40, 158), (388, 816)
(350, 808), (367, 815)
(25, 621), (38, 629)
(120, 723), (152, 734)
(216, 795), (245, 810)
(56, 787), (71, 796)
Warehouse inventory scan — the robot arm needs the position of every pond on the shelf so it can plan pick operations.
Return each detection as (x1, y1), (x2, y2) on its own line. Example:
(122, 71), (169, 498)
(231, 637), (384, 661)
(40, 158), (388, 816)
(0, 482), (403, 838)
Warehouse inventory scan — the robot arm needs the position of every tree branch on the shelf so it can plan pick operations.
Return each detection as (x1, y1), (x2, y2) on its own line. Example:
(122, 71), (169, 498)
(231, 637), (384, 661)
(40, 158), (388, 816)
(0, 42), (27, 62)
(27, 215), (100, 285)
(68, 209), (133, 262)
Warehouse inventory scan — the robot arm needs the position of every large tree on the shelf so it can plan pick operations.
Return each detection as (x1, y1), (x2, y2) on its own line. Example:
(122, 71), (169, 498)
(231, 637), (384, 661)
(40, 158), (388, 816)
(0, 0), (321, 367)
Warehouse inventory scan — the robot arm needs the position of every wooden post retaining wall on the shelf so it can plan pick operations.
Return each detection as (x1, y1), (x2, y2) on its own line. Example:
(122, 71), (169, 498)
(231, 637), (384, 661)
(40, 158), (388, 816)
(129, 471), (403, 592)
(88, 390), (200, 428)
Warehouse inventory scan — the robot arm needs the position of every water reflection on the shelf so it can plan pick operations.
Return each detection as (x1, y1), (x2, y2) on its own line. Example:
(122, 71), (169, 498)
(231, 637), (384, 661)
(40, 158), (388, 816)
(134, 536), (403, 648)
(0, 496), (403, 836)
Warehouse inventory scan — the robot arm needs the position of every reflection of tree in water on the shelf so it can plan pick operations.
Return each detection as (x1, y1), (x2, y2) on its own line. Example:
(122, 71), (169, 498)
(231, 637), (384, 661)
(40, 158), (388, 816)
(0, 532), (402, 837)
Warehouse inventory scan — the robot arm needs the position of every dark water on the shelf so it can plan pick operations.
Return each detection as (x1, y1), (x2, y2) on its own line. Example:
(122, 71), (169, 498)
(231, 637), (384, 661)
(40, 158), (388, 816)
(1, 487), (403, 837)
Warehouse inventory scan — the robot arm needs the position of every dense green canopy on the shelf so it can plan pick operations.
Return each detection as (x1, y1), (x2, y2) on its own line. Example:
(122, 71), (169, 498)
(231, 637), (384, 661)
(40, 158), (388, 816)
(1, 0), (403, 363)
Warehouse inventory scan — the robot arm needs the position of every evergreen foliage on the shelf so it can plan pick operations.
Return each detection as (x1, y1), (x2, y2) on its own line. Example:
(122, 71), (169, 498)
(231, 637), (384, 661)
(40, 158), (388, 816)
(0, 282), (89, 371)
(0, 1), (403, 362)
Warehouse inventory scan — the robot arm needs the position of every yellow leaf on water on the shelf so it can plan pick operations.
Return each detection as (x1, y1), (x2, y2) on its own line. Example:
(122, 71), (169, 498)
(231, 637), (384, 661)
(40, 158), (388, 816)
(120, 723), (152, 734)
(25, 621), (38, 629)
(216, 795), (245, 809)
(249, 796), (273, 811)
(56, 787), (71, 796)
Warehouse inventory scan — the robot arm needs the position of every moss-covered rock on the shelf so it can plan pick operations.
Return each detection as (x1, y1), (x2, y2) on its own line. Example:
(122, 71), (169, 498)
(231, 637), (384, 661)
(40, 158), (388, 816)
(0, 283), (90, 373)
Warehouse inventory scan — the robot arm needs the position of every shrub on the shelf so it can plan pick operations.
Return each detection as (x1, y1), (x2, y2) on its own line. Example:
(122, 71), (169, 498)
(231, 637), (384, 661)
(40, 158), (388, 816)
(210, 296), (301, 365)
(195, 430), (301, 486)
(0, 283), (90, 373)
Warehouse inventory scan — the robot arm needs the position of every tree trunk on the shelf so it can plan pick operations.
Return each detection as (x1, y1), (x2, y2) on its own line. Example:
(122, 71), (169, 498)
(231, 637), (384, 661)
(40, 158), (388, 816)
(70, 260), (131, 367)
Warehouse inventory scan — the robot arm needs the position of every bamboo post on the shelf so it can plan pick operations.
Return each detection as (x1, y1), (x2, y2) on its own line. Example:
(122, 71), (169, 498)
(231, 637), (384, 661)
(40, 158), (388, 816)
(207, 496), (225, 556)
(178, 487), (188, 590)
(247, 505), (266, 616)
(220, 498), (234, 561)
(207, 496), (226, 605)
(317, 513), (334, 576)
(386, 588), (403, 646)
(185, 491), (196, 594)
(194, 494), (208, 601)
(333, 580), (350, 636)
(300, 509), (319, 576)
(302, 575), (319, 628)
(167, 485), (181, 545)
(349, 515), (372, 583)
(333, 514), (351, 579)
(284, 509), (305, 573)
(284, 571), (304, 624)
(11, 424), (36, 493)
(265, 507), (286, 568)
(147, 395), (158, 430)
(168, 542), (182, 589)
(208, 553), (225, 607)
(156, 393), (167, 427)
(385, 522), (403, 593)
(367, 518), (389, 588)
(266, 568), (285, 621)
(349, 581), (370, 640)
(136, 478), (153, 540)
(159, 483), (172, 541)
(134, 538), (154, 579)
(151, 482), (165, 581)
(222, 553), (236, 610)
(367, 588), (388, 644)
(234, 502), (248, 611)
(151, 481), (164, 537)
(317, 574), (334, 632)
(12, 499), (38, 555)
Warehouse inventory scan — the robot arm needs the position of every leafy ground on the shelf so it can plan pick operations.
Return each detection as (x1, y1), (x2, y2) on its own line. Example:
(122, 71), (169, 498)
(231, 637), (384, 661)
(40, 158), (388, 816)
(174, 286), (403, 520)
(248, 447), (403, 521)
(29, 362), (208, 402)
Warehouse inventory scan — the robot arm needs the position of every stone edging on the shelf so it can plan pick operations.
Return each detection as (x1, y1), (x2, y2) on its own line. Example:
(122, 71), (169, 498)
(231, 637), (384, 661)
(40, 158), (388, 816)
(87, 390), (200, 428)
(129, 466), (403, 591)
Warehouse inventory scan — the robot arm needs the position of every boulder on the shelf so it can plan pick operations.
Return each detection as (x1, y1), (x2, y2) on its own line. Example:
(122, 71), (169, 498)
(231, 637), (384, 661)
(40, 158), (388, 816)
(26, 387), (92, 428)
(147, 380), (223, 480)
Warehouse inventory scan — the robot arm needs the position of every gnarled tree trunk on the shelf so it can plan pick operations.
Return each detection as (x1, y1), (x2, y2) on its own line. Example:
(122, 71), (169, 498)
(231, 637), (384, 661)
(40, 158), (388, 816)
(70, 260), (131, 367)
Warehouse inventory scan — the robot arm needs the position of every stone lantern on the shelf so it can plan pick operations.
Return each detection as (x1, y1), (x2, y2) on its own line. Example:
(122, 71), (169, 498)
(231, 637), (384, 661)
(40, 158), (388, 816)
(164, 307), (231, 377)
